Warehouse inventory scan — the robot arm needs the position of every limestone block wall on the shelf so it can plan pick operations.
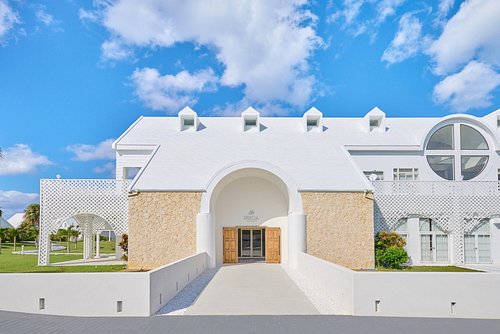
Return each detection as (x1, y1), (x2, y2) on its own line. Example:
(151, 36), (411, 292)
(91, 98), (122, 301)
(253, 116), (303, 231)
(128, 192), (201, 270)
(302, 192), (374, 269)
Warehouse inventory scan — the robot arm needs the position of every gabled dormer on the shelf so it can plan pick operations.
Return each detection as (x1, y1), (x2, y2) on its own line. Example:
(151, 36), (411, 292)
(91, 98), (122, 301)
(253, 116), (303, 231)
(303, 107), (323, 133)
(364, 107), (386, 133)
(241, 107), (260, 132)
(178, 106), (199, 132)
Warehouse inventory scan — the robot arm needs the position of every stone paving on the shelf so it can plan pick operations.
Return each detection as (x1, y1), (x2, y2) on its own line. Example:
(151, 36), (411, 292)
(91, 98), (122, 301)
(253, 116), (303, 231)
(1, 311), (500, 334)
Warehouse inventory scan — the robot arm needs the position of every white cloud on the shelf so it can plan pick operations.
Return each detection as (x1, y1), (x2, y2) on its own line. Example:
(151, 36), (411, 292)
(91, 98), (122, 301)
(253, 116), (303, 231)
(0, 190), (38, 220)
(329, 0), (364, 26)
(101, 39), (132, 61)
(131, 67), (218, 113)
(375, 0), (406, 24)
(88, 0), (322, 108)
(0, 144), (52, 176)
(93, 162), (115, 174)
(433, 61), (500, 112)
(381, 12), (422, 64)
(427, 0), (500, 75)
(66, 139), (115, 161)
(35, 7), (54, 26)
(0, 0), (19, 41)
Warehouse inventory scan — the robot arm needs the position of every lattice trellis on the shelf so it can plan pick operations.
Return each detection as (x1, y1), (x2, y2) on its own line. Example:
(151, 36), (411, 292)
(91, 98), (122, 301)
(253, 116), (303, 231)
(373, 181), (500, 264)
(38, 179), (130, 265)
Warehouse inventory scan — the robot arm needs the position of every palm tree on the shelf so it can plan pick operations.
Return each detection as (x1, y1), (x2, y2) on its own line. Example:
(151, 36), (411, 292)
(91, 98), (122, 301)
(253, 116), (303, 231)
(71, 227), (79, 250)
(10, 228), (19, 252)
(65, 225), (74, 254)
(0, 228), (7, 255)
(24, 204), (40, 248)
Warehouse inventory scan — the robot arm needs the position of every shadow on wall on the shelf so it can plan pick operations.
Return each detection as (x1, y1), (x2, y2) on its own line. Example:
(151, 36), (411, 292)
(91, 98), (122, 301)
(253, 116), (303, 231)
(156, 267), (220, 315)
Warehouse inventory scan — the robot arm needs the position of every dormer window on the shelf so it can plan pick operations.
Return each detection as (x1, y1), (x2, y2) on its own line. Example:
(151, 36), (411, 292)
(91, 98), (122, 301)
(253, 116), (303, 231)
(178, 107), (199, 132)
(364, 107), (386, 132)
(303, 107), (323, 132)
(241, 107), (260, 132)
(497, 115), (500, 129)
(370, 117), (381, 131)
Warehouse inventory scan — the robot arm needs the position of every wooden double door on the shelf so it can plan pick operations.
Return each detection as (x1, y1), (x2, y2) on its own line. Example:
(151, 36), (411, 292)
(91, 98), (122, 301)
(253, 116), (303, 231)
(223, 227), (280, 264)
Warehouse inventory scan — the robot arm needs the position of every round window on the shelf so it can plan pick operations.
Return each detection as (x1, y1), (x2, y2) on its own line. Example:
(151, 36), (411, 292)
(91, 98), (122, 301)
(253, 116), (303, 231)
(426, 123), (490, 180)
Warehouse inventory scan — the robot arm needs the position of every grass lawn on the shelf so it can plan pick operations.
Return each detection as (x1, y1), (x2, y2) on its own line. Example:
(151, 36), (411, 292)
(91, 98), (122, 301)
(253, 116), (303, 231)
(52, 240), (116, 254)
(0, 242), (125, 273)
(372, 266), (481, 272)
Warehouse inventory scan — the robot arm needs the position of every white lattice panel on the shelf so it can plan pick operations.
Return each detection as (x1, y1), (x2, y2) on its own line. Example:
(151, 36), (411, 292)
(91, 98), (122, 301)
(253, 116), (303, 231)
(373, 181), (500, 264)
(38, 179), (130, 265)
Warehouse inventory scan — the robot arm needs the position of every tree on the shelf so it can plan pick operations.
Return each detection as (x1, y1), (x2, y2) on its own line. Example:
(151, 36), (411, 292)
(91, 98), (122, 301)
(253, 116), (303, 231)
(23, 204), (40, 248)
(9, 228), (19, 251)
(18, 221), (38, 241)
(375, 231), (409, 269)
(119, 233), (128, 261)
(65, 225), (75, 254)
(0, 228), (7, 255)
(70, 227), (79, 249)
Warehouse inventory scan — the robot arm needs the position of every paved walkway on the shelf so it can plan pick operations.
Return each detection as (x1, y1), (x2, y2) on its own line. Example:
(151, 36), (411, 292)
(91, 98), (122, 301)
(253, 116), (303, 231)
(2, 311), (500, 334)
(52, 254), (125, 266)
(185, 263), (319, 315)
(459, 264), (500, 273)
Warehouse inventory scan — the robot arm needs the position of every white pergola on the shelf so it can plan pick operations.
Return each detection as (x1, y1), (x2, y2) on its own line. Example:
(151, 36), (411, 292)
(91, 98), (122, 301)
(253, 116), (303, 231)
(38, 179), (130, 266)
(373, 181), (500, 264)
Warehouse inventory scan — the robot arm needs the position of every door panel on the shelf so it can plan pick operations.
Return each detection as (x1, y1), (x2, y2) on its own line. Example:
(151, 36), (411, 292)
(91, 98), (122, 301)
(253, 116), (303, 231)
(266, 227), (280, 263)
(223, 227), (238, 263)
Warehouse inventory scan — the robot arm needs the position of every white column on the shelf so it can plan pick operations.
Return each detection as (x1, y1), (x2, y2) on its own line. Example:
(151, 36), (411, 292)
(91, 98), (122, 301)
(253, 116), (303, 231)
(83, 232), (93, 260)
(288, 213), (306, 269)
(196, 213), (215, 268)
(407, 218), (420, 265)
(95, 231), (101, 258)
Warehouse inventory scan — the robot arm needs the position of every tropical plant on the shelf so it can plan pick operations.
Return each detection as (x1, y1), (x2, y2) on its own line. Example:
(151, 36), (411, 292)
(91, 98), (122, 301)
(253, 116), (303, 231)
(0, 228), (7, 254)
(375, 231), (409, 269)
(70, 227), (79, 249)
(23, 204), (40, 248)
(119, 233), (128, 261)
(18, 221), (38, 241)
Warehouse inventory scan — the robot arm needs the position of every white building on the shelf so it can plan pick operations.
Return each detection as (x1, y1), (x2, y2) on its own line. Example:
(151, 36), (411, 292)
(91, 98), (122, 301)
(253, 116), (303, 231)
(38, 106), (500, 269)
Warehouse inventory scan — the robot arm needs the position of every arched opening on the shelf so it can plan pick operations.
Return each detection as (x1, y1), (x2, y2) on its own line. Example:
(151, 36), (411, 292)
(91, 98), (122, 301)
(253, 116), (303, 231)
(197, 165), (306, 268)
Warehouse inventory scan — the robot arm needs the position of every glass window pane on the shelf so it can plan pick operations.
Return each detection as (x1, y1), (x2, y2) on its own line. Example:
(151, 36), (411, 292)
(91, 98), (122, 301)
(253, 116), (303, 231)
(478, 235), (491, 263)
(436, 234), (449, 262)
(460, 124), (488, 150)
(420, 234), (433, 262)
(464, 235), (476, 263)
(461, 156), (488, 180)
(419, 218), (431, 232)
(427, 125), (454, 150)
(427, 156), (454, 180)
(395, 219), (408, 232)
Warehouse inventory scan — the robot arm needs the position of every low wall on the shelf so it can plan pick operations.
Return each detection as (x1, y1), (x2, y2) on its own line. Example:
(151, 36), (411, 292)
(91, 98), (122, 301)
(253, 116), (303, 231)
(149, 252), (207, 314)
(296, 252), (500, 319)
(0, 253), (207, 317)
(296, 252), (353, 314)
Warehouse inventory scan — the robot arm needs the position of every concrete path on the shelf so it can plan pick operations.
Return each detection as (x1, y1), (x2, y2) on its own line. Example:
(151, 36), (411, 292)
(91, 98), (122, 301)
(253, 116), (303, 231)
(52, 254), (125, 266)
(185, 263), (319, 315)
(459, 264), (500, 273)
(2, 311), (500, 334)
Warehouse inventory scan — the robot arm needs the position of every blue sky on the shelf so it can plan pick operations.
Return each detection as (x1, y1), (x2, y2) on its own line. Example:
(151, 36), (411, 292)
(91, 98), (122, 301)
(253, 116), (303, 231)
(1, 0), (500, 218)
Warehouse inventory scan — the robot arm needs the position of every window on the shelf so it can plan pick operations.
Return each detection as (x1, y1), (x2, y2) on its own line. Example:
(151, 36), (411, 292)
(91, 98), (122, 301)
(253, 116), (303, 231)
(393, 168), (418, 181)
(245, 118), (257, 127)
(419, 218), (448, 263)
(425, 123), (491, 180)
(363, 171), (384, 181)
(307, 118), (318, 127)
(395, 219), (408, 249)
(183, 117), (195, 127)
(464, 220), (491, 264)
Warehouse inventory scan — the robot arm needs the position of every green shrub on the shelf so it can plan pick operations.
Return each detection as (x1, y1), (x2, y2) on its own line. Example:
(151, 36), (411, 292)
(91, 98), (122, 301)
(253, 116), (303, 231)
(119, 233), (128, 261)
(375, 231), (409, 269)
(376, 246), (409, 269)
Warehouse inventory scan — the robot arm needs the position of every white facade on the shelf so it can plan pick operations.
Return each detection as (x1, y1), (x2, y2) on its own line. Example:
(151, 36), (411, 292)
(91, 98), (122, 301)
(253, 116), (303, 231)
(112, 106), (500, 267)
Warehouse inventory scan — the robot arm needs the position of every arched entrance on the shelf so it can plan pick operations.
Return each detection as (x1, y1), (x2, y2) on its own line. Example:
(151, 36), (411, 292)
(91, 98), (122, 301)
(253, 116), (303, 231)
(196, 163), (306, 268)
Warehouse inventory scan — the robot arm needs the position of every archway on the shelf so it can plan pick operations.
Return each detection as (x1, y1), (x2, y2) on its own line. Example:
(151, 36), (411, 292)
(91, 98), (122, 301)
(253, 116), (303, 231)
(196, 164), (306, 268)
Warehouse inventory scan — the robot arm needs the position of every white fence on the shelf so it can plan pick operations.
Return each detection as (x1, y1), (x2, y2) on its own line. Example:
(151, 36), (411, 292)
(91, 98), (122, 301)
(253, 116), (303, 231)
(296, 252), (500, 319)
(0, 253), (207, 317)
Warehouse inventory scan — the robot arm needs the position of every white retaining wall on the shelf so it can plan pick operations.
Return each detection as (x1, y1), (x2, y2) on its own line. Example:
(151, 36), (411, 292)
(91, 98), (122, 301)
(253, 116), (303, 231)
(0, 253), (207, 317)
(296, 252), (500, 319)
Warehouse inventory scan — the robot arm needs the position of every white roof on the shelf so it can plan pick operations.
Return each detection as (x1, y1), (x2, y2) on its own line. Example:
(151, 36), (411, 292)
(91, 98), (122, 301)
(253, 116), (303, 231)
(1, 216), (14, 229)
(114, 107), (500, 192)
(7, 213), (24, 228)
